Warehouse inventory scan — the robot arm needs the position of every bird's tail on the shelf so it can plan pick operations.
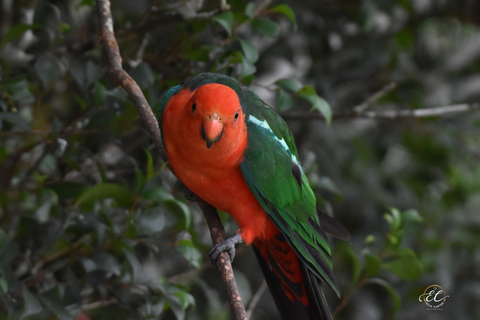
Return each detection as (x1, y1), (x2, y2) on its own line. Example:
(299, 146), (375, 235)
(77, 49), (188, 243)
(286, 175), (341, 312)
(252, 234), (333, 320)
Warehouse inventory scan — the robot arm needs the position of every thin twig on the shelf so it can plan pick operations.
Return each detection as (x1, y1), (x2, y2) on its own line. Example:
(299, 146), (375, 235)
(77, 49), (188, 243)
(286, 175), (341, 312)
(129, 34), (149, 67)
(332, 278), (368, 319)
(354, 82), (397, 112)
(82, 298), (118, 310)
(23, 235), (89, 286)
(67, 298), (118, 313)
(246, 280), (268, 318)
(253, 0), (273, 16)
(282, 102), (480, 120)
(94, 1), (247, 319)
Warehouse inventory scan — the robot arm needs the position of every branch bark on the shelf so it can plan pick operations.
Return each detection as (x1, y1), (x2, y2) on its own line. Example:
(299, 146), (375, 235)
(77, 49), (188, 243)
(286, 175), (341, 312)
(282, 103), (480, 120)
(95, 1), (247, 319)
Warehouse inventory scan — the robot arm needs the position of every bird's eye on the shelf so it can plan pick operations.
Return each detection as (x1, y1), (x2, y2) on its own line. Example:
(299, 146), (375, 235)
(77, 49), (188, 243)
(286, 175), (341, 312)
(234, 111), (239, 121)
(192, 102), (196, 113)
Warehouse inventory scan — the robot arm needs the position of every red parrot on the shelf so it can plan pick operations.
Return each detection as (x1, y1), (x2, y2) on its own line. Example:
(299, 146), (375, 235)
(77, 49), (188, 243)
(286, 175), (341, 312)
(158, 73), (349, 320)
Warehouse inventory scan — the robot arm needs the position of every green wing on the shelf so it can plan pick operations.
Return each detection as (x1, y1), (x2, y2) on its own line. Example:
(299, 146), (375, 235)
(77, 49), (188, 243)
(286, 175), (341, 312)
(238, 91), (340, 296)
(164, 73), (339, 294)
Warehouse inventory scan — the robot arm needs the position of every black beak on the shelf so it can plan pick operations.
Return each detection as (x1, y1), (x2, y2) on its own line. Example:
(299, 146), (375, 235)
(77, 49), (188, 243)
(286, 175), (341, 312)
(202, 126), (223, 149)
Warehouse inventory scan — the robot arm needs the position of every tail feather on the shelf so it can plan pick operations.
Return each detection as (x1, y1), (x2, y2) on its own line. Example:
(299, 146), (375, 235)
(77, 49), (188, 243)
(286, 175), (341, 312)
(252, 236), (333, 320)
(302, 262), (334, 320)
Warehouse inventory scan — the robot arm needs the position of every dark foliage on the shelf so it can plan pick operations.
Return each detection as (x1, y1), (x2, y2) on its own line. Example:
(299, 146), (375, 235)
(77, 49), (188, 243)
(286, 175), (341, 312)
(1, 0), (479, 319)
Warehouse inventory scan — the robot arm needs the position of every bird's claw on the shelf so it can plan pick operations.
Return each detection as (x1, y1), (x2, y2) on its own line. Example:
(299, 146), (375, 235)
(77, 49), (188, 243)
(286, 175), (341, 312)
(208, 233), (244, 265)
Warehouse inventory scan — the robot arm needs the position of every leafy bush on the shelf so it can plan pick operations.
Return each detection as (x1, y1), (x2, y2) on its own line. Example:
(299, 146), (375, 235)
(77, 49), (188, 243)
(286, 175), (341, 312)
(1, 0), (480, 319)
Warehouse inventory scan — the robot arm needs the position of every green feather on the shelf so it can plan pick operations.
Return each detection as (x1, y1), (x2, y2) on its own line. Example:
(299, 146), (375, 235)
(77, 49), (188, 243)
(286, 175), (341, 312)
(158, 85), (181, 144)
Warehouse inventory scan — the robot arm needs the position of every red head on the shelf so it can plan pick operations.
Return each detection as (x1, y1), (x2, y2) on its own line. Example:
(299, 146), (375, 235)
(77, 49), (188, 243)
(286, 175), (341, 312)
(163, 83), (248, 170)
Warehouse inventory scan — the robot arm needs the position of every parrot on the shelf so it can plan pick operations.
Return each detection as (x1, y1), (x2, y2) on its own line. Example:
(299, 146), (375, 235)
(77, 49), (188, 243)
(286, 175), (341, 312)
(158, 73), (349, 320)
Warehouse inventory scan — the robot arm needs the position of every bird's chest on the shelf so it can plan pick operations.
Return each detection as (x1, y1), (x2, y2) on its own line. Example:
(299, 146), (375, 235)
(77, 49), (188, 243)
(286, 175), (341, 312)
(165, 136), (280, 243)
(174, 155), (247, 213)
(165, 139), (238, 205)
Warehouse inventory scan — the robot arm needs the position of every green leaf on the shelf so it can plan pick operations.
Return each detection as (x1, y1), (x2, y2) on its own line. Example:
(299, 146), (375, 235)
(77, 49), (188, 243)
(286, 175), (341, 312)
(0, 147), (7, 163)
(75, 183), (134, 207)
(157, 280), (194, 320)
(365, 278), (401, 313)
(212, 12), (234, 36)
(297, 86), (332, 124)
(241, 74), (255, 85)
(0, 24), (41, 50)
(270, 4), (297, 29)
(21, 285), (43, 319)
(364, 234), (376, 244)
(239, 39), (258, 63)
(123, 249), (142, 283)
(92, 81), (106, 106)
(386, 231), (403, 248)
(384, 208), (402, 231)
(79, 0), (94, 7)
(334, 242), (362, 284)
(3, 77), (35, 104)
(245, 2), (255, 19)
(130, 62), (155, 90)
(135, 167), (146, 193)
(60, 22), (72, 34)
(170, 289), (195, 320)
(145, 148), (155, 181)
(69, 57), (101, 88)
(0, 112), (31, 131)
(252, 18), (279, 37)
(184, 45), (212, 62)
(402, 209), (423, 223)
(73, 94), (87, 110)
(177, 239), (202, 268)
(39, 295), (74, 320)
(124, 223), (137, 239)
(241, 58), (256, 78)
(142, 186), (174, 202)
(229, 51), (243, 64)
(364, 253), (381, 278)
(96, 161), (107, 183)
(275, 78), (303, 92)
(90, 252), (121, 276)
(47, 182), (86, 199)
(383, 247), (423, 280)
(34, 53), (63, 89)
(0, 277), (7, 293)
(163, 199), (192, 230)
(34, 171), (47, 184)
(134, 206), (166, 236)
(35, 189), (58, 223)
(276, 89), (293, 112)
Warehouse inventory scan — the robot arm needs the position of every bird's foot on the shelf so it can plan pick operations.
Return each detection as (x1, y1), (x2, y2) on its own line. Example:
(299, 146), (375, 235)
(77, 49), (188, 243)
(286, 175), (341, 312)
(208, 232), (244, 265)
(184, 186), (197, 202)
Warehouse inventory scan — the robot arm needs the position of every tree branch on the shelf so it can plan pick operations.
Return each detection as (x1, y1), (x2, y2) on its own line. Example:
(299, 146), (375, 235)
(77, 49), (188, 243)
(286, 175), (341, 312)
(281, 80), (480, 121)
(282, 103), (480, 120)
(94, 1), (247, 319)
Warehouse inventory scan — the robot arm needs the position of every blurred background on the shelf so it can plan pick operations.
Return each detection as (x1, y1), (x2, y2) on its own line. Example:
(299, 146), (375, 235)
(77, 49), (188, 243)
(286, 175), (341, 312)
(1, 0), (480, 319)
